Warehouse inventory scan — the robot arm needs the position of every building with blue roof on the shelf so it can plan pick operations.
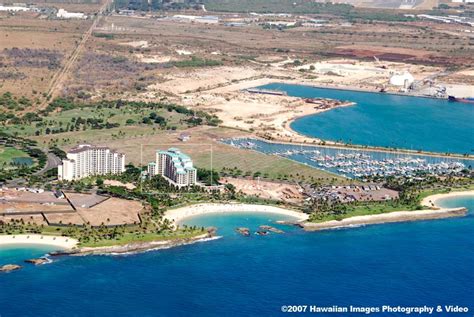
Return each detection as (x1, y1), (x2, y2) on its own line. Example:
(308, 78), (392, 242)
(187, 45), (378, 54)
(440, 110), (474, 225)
(148, 148), (197, 187)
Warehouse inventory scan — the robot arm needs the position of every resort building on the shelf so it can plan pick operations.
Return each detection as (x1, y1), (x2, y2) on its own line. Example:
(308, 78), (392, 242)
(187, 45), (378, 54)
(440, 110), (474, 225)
(148, 148), (197, 187)
(57, 144), (125, 181)
(147, 162), (156, 176)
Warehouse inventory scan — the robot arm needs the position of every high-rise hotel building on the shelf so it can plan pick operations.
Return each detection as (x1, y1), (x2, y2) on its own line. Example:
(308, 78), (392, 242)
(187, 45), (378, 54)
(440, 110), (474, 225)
(148, 148), (197, 187)
(58, 144), (125, 181)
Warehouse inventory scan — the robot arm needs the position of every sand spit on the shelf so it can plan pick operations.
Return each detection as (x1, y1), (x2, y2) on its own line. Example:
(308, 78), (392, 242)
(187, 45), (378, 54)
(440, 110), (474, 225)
(303, 191), (473, 231)
(421, 190), (474, 208)
(303, 208), (467, 231)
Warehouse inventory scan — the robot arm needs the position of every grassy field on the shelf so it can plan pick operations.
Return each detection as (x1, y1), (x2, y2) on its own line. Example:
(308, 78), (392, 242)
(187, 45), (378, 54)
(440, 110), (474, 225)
(0, 147), (31, 166)
(0, 16), (92, 100)
(310, 202), (418, 223)
(192, 147), (346, 183)
(3, 104), (189, 137)
(31, 125), (349, 184)
(77, 229), (205, 248)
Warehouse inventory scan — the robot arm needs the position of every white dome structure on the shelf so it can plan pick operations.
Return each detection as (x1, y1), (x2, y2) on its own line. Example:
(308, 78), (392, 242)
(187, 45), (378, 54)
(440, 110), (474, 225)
(389, 72), (415, 87)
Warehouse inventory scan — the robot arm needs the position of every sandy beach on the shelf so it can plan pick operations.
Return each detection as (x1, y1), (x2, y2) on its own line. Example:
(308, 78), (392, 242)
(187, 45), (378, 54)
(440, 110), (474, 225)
(421, 190), (474, 208)
(0, 234), (78, 250)
(164, 203), (309, 225)
(304, 190), (473, 231)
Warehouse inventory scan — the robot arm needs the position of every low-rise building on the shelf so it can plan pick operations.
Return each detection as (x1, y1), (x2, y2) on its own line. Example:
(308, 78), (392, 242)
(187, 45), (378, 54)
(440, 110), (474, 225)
(57, 144), (125, 181)
(178, 133), (191, 142)
(56, 8), (86, 19)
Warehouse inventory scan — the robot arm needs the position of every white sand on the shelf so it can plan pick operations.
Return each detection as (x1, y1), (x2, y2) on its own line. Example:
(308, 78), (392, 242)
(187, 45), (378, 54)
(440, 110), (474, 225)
(305, 190), (474, 231)
(421, 190), (474, 208)
(164, 203), (309, 225)
(0, 234), (78, 250)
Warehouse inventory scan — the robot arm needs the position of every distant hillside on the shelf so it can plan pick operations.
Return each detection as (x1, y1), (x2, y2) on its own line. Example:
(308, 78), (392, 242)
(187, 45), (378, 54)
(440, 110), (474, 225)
(203, 0), (439, 12)
(1, 0), (101, 3)
(202, 0), (353, 14)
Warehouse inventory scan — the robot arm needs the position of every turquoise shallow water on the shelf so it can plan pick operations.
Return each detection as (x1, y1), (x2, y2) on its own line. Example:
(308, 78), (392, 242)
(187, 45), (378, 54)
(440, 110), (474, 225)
(1, 198), (473, 316)
(258, 83), (474, 155)
(0, 244), (58, 265)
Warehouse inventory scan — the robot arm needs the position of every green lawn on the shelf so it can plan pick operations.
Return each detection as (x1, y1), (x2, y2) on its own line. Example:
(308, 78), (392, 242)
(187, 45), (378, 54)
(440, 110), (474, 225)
(310, 202), (419, 223)
(77, 230), (206, 248)
(193, 149), (350, 184)
(0, 146), (30, 166)
(3, 106), (189, 137)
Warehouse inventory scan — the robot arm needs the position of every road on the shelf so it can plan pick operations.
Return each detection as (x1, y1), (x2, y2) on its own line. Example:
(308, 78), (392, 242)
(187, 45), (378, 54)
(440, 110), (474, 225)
(34, 151), (62, 176)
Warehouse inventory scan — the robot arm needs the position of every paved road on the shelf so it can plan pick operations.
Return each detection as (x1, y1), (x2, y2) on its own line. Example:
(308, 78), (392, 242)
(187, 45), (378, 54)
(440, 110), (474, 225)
(34, 151), (61, 176)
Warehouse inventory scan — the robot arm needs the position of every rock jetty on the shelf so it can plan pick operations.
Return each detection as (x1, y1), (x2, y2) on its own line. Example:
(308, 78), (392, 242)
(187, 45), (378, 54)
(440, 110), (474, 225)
(236, 227), (250, 236)
(259, 225), (284, 234)
(0, 264), (22, 272)
(25, 258), (50, 265)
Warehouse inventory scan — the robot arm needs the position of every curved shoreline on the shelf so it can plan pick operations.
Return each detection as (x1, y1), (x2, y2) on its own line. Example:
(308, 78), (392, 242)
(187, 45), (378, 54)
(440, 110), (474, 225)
(63, 233), (216, 256)
(164, 203), (309, 225)
(421, 190), (474, 208)
(303, 191), (473, 232)
(0, 234), (78, 250)
(257, 82), (473, 160)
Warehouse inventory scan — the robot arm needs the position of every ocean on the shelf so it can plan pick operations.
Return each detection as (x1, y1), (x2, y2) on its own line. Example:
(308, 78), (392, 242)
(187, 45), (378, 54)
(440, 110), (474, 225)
(1, 197), (473, 316)
(257, 83), (474, 155)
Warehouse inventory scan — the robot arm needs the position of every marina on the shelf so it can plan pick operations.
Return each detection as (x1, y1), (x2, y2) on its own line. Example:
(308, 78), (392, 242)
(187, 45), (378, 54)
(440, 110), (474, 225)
(223, 138), (473, 179)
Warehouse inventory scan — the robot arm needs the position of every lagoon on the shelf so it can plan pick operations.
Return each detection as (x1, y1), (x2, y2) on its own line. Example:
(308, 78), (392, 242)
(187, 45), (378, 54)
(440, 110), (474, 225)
(258, 83), (474, 155)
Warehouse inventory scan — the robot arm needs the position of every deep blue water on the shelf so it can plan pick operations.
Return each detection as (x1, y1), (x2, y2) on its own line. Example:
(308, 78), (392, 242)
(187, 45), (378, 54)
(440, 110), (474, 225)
(258, 83), (474, 155)
(1, 198), (473, 316)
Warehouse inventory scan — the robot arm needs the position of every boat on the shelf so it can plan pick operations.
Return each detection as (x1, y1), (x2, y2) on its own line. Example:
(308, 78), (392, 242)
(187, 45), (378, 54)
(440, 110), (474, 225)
(448, 96), (474, 104)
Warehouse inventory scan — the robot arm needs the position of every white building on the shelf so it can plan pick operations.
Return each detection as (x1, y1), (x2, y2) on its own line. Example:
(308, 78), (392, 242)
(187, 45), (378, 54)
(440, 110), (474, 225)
(147, 162), (156, 177)
(57, 144), (125, 181)
(57, 8), (86, 19)
(389, 72), (415, 88)
(0, 5), (31, 12)
(149, 148), (196, 187)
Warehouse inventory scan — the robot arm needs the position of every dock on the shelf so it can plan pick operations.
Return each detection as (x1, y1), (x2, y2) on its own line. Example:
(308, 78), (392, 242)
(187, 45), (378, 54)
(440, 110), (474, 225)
(245, 88), (287, 96)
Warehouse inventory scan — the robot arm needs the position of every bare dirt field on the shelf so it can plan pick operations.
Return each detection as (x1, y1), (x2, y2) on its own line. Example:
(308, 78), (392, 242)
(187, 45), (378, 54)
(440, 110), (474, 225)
(221, 177), (304, 204)
(0, 189), (73, 214)
(50, 14), (472, 100)
(1, 214), (47, 225)
(0, 189), (143, 227)
(45, 212), (85, 226)
(65, 192), (109, 209)
(2, 12), (472, 102)
(76, 197), (142, 226)
(0, 15), (92, 99)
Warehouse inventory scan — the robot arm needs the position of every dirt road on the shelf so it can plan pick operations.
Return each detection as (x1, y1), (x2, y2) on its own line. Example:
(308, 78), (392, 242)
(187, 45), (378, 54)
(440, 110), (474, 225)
(40, 0), (113, 108)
